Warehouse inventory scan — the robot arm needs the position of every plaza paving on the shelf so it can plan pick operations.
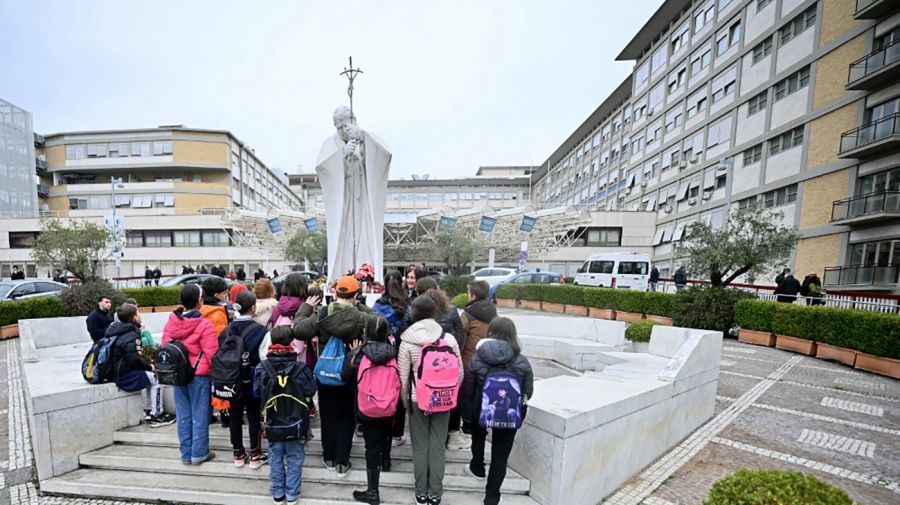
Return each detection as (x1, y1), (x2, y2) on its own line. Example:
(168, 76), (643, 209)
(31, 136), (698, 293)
(2, 326), (898, 504)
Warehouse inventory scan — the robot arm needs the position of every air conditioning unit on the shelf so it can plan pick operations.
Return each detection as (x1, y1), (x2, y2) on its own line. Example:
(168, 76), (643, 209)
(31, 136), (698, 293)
(664, 204), (674, 214)
(690, 156), (698, 164)
(647, 108), (655, 117)
(702, 190), (712, 200)
(641, 180), (648, 188)
(716, 161), (730, 172)
(679, 160), (687, 169)
(688, 197), (697, 205)
(625, 187), (632, 195)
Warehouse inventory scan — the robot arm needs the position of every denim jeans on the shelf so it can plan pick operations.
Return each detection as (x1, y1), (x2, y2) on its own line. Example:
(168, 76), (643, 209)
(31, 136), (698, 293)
(269, 440), (305, 500)
(174, 375), (211, 463)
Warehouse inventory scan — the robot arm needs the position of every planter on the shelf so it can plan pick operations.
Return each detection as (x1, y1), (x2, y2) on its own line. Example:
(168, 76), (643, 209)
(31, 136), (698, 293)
(616, 311), (645, 323)
(775, 335), (817, 356)
(542, 302), (566, 314)
(854, 352), (900, 379)
(564, 305), (588, 317)
(0, 323), (19, 340)
(738, 329), (776, 347)
(589, 308), (616, 320)
(815, 343), (858, 367)
(646, 315), (673, 326)
(520, 300), (542, 311)
(151, 305), (181, 313)
(630, 341), (650, 353)
(137, 306), (155, 314)
(496, 298), (518, 309)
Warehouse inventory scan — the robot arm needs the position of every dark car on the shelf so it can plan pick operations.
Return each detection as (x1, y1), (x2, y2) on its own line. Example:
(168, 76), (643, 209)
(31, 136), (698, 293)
(0, 279), (68, 301)
(426, 270), (448, 281)
(272, 271), (321, 297)
(487, 271), (564, 302)
(160, 274), (237, 288)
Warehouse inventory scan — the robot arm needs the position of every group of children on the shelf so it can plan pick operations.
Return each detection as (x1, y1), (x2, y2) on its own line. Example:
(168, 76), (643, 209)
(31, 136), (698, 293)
(111, 269), (532, 505)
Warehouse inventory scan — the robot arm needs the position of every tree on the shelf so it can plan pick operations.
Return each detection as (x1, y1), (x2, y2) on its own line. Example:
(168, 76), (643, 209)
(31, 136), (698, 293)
(284, 228), (328, 274)
(676, 205), (799, 288)
(428, 227), (475, 275)
(31, 219), (111, 282)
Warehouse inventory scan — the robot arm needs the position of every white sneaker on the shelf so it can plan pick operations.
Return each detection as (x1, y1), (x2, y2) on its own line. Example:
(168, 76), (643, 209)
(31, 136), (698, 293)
(447, 431), (471, 451)
(391, 436), (407, 447)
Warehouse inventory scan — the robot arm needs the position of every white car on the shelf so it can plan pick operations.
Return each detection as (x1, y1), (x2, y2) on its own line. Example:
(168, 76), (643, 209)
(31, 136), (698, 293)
(574, 253), (651, 291)
(472, 267), (517, 287)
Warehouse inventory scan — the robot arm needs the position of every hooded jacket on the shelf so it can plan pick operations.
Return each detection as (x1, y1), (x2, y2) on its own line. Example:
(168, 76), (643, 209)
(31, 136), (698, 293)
(460, 338), (533, 426)
(269, 295), (305, 326)
(400, 304), (465, 349)
(372, 294), (405, 338)
(397, 318), (464, 408)
(253, 347), (318, 407)
(220, 316), (268, 371)
(253, 297), (278, 327)
(293, 300), (375, 349)
(460, 298), (498, 366)
(199, 304), (229, 336)
(161, 309), (219, 376)
(106, 321), (150, 380)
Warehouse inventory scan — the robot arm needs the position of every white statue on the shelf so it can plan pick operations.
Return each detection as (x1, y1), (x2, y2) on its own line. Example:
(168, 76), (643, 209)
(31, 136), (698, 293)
(316, 106), (391, 284)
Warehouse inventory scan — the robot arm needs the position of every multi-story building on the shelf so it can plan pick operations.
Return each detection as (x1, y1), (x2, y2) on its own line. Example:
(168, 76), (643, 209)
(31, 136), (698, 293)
(0, 99), (39, 217)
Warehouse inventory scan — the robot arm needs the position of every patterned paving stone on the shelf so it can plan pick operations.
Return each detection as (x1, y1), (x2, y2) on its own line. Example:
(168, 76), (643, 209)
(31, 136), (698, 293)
(797, 429), (876, 458)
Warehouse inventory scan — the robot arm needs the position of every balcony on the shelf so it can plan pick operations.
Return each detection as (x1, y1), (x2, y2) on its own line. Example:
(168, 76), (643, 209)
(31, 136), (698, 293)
(33, 132), (45, 148)
(838, 113), (900, 159)
(36, 184), (49, 198)
(854, 0), (898, 19)
(824, 265), (899, 291)
(35, 157), (48, 175)
(831, 191), (900, 224)
(846, 39), (900, 90)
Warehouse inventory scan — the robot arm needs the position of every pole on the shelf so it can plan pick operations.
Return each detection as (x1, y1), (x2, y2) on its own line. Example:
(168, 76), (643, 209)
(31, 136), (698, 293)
(111, 178), (120, 280)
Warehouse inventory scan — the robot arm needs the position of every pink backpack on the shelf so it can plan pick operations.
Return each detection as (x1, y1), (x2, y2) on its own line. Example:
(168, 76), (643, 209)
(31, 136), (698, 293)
(356, 354), (401, 418)
(274, 315), (307, 364)
(415, 334), (460, 413)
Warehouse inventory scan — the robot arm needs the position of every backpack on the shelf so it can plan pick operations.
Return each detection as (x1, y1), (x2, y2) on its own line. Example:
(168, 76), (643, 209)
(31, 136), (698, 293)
(415, 333), (460, 413)
(211, 323), (257, 400)
(313, 337), (347, 386)
(479, 367), (524, 429)
(155, 340), (203, 386)
(356, 352), (401, 418)
(274, 314), (307, 364)
(260, 360), (310, 442)
(81, 336), (116, 384)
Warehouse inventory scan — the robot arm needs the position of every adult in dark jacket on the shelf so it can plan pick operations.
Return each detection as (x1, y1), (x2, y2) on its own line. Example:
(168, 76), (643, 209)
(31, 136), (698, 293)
(800, 273), (825, 306)
(144, 266), (152, 286)
(86, 296), (113, 342)
(10, 265), (25, 280)
(775, 268), (790, 287)
(293, 275), (377, 477)
(460, 317), (534, 505)
(775, 274), (801, 303)
(649, 266), (660, 292)
(236, 268), (247, 281)
(152, 267), (162, 286)
(460, 280), (498, 367)
(673, 266), (687, 290)
(399, 277), (464, 348)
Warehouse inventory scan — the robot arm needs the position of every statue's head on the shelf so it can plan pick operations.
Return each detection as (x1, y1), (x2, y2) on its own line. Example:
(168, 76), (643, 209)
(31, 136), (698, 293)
(333, 106), (355, 142)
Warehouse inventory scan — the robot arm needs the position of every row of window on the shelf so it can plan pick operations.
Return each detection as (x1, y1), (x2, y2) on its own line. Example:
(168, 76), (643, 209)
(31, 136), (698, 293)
(69, 193), (175, 210)
(65, 141), (173, 160)
(741, 126), (805, 164)
(125, 229), (231, 248)
(737, 183), (798, 209)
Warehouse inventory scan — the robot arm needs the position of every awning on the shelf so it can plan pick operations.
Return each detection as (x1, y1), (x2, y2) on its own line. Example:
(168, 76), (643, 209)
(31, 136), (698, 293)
(703, 171), (717, 189)
(646, 194), (658, 210)
(652, 228), (665, 245)
(661, 226), (674, 243)
(677, 182), (690, 201)
(673, 222), (687, 241)
(626, 172), (637, 188)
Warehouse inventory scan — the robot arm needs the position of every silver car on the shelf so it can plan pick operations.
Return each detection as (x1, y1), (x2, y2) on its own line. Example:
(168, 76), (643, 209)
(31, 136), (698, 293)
(0, 279), (68, 301)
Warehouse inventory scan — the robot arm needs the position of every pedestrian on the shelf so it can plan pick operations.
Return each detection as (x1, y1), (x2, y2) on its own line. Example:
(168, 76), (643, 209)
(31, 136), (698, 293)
(255, 325), (317, 505)
(673, 265), (687, 291)
(122, 297), (155, 348)
(144, 266), (152, 286)
(293, 276), (374, 478)
(801, 272), (825, 306)
(775, 268), (790, 287)
(258, 273), (309, 359)
(460, 317), (534, 505)
(649, 265), (660, 292)
(405, 266), (426, 302)
(230, 283), (248, 307)
(53, 269), (68, 284)
(460, 279), (497, 365)
(200, 265), (208, 274)
(273, 269), (279, 278)
(371, 270), (411, 451)
(254, 269), (262, 282)
(182, 265), (190, 275)
(162, 284), (219, 465)
(228, 271), (236, 281)
(252, 278), (279, 327)
(200, 277), (231, 335)
(236, 268), (247, 281)
(153, 266), (162, 286)
(87, 296), (114, 342)
(397, 296), (464, 505)
(775, 272), (801, 303)
(10, 265), (24, 280)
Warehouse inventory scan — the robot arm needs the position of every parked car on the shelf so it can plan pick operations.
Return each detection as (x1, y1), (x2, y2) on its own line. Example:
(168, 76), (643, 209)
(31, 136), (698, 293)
(0, 279), (68, 301)
(472, 267), (517, 287)
(426, 270), (447, 281)
(160, 274), (237, 288)
(272, 271), (321, 297)
(488, 271), (564, 302)
(573, 253), (651, 291)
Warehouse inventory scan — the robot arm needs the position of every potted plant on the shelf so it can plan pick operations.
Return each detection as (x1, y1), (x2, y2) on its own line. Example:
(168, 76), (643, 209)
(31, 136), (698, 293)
(625, 320), (657, 353)
(734, 300), (777, 346)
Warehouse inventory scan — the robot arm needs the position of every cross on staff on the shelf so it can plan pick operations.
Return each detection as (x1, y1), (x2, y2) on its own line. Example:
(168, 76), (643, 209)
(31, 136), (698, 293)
(340, 56), (363, 117)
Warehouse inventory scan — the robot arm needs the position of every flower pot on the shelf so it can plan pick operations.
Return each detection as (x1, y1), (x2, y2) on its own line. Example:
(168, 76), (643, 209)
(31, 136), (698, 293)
(738, 329), (776, 347)
(0, 323), (19, 340)
(589, 308), (616, 320)
(854, 352), (900, 379)
(630, 341), (650, 353)
(520, 300), (541, 311)
(496, 298), (518, 309)
(815, 343), (857, 367)
(616, 311), (644, 323)
(542, 302), (566, 314)
(646, 315), (673, 326)
(775, 335), (817, 356)
(565, 305), (588, 317)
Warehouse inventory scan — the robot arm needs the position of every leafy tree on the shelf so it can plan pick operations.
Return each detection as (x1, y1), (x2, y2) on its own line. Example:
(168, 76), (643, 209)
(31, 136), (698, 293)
(428, 227), (475, 275)
(677, 205), (799, 287)
(284, 228), (328, 274)
(31, 219), (110, 282)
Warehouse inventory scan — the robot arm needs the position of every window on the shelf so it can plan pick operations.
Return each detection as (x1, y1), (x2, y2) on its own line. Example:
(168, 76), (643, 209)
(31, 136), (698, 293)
(651, 45), (668, 74)
(768, 126), (804, 155)
(668, 66), (687, 93)
(690, 48), (712, 76)
(581, 227), (622, 247)
(589, 261), (614, 274)
(780, 6), (816, 46)
(131, 142), (151, 157)
(109, 143), (128, 157)
(716, 174), (727, 189)
(752, 37), (773, 64)
(9, 232), (38, 249)
(201, 230), (230, 247)
(114, 194), (131, 207)
(632, 138), (644, 155)
(152, 141), (172, 156)
(143, 231), (172, 248)
(738, 196), (757, 209)
(858, 167), (900, 195)
(66, 144), (86, 160)
(665, 108), (683, 132)
(86, 143), (108, 158)
(747, 90), (768, 116)
(774, 66), (810, 101)
(717, 20), (741, 56)
(743, 144), (763, 165)
(762, 184), (798, 208)
(756, 0), (772, 11)
(711, 67), (737, 103)
(636, 62), (650, 87)
(687, 89), (707, 119)
(618, 261), (649, 275)
(173, 231), (201, 247)
(706, 116), (732, 148)
(694, 0), (715, 33)
(671, 23), (690, 53)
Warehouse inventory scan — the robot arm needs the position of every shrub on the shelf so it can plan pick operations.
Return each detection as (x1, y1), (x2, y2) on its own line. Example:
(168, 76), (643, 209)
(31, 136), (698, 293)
(564, 276), (575, 284)
(583, 287), (616, 310)
(121, 286), (181, 307)
(451, 292), (469, 308)
(704, 469), (852, 505)
(0, 296), (66, 327)
(614, 290), (645, 313)
(440, 275), (473, 297)
(495, 284), (521, 301)
(520, 284), (544, 302)
(541, 284), (585, 305)
(734, 300), (779, 333)
(59, 281), (125, 316)
(625, 319), (658, 343)
(643, 292), (675, 318)
(770, 303), (900, 359)
(672, 286), (754, 335)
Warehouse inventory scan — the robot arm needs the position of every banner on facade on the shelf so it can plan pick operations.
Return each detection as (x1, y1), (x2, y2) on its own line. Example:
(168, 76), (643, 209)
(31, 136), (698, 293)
(438, 216), (457, 233)
(479, 216), (497, 234)
(304, 217), (319, 232)
(519, 216), (537, 233)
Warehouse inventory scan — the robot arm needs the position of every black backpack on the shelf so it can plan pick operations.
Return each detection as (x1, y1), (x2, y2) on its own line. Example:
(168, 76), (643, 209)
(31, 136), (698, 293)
(260, 360), (311, 442)
(81, 336), (116, 384)
(155, 340), (203, 386)
(211, 323), (258, 400)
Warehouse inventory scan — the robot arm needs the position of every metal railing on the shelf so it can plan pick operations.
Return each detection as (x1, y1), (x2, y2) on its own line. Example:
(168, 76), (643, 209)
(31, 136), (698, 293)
(848, 38), (900, 84)
(824, 265), (899, 288)
(855, 0), (884, 15)
(839, 112), (900, 154)
(35, 157), (48, 171)
(36, 184), (49, 197)
(831, 190), (900, 221)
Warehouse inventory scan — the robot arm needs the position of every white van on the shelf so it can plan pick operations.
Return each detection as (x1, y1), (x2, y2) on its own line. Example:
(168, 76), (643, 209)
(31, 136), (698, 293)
(574, 253), (651, 291)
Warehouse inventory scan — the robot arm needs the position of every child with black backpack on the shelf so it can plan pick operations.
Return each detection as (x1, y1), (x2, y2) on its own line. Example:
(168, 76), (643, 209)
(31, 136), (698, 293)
(459, 317), (534, 505)
(255, 326), (317, 505)
(212, 291), (270, 469)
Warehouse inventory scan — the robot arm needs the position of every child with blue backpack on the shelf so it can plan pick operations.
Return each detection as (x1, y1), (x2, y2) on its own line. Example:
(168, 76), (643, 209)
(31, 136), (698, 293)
(255, 325), (317, 505)
(460, 317), (534, 505)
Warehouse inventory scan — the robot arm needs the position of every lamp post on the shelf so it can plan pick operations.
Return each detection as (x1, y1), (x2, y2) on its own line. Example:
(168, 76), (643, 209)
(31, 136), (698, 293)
(111, 177), (124, 279)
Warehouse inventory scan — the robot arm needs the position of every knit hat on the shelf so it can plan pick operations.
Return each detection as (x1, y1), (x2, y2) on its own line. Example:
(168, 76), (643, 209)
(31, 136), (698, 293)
(230, 283), (248, 302)
(335, 275), (359, 296)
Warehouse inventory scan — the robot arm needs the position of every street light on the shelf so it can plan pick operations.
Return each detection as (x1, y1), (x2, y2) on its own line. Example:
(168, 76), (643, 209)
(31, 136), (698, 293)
(111, 177), (124, 279)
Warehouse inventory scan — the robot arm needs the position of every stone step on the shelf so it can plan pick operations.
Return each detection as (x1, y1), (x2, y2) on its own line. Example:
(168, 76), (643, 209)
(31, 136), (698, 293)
(43, 468), (541, 505)
(80, 443), (529, 494)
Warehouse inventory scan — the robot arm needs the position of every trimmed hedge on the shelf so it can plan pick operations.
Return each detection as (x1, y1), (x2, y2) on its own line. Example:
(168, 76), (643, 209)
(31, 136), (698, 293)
(451, 293), (469, 309)
(121, 286), (182, 307)
(704, 469), (852, 505)
(672, 286), (754, 335)
(564, 276), (575, 284)
(440, 275), (473, 297)
(497, 284), (679, 317)
(614, 290), (644, 313)
(734, 299), (779, 333)
(0, 297), (66, 327)
(583, 287), (616, 310)
(643, 291), (675, 318)
(625, 320), (659, 343)
(541, 284), (586, 305)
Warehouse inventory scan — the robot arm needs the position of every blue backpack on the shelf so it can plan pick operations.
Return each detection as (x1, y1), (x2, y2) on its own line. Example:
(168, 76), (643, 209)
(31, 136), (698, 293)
(479, 368), (524, 429)
(313, 337), (346, 386)
(82, 336), (116, 384)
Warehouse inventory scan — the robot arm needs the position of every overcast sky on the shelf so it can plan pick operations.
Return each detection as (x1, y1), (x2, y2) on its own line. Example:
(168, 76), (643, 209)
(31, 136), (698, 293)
(1, 0), (658, 180)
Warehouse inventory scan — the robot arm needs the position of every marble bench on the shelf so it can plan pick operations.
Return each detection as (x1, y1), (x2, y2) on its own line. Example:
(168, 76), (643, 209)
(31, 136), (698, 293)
(505, 314), (627, 371)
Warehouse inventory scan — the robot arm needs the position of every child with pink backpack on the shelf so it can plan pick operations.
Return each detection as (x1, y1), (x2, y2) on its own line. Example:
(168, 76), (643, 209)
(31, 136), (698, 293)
(397, 296), (463, 505)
